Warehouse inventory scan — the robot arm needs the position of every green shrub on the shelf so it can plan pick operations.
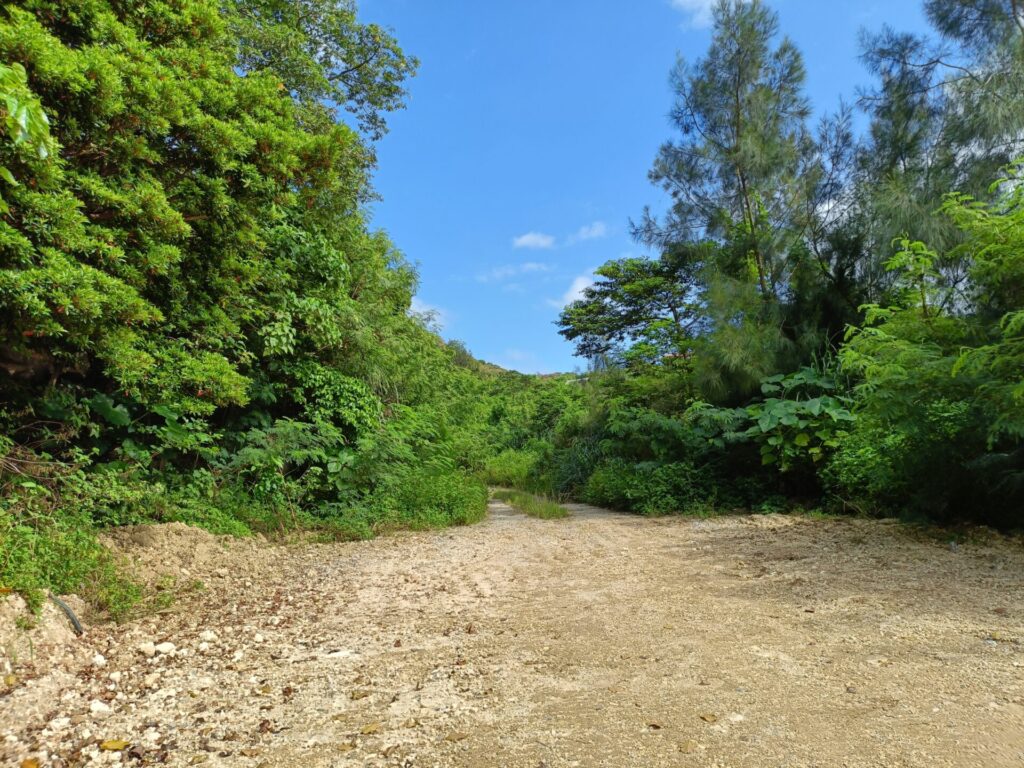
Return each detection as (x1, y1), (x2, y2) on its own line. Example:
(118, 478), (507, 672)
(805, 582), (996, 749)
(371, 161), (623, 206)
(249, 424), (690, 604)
(367, 468), (488, 530)
(483, 447), (541, 488)
(582, 459), (633, 510)
(583, 459), (715, 516)
(0, 473), (141, 619)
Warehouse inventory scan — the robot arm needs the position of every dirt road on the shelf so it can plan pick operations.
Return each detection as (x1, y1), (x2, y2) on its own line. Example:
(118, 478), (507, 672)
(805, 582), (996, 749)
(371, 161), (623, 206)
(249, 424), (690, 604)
(3, 500), (1024, 767)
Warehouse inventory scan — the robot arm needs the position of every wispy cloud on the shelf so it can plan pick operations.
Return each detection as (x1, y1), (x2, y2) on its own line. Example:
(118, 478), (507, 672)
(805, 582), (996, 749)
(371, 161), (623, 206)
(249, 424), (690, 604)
(410, 297), (449, 332)
(477, 261), (553, 283)
(512, 231), (556, 250)
(670, 0), (715, 29)
(548, 270), (596, 308)
(571, 221), (608, 243)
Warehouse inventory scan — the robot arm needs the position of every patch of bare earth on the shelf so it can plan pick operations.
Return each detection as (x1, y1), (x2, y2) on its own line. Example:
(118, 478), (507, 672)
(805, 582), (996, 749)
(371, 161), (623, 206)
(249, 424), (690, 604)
(3, 502), (1024, 767)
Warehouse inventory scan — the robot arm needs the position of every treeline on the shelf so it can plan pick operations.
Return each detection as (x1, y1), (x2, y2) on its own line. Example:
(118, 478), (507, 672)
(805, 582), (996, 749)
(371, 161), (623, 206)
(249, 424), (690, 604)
(0, 0), (503, 613)
(505, 0), (1024, 527)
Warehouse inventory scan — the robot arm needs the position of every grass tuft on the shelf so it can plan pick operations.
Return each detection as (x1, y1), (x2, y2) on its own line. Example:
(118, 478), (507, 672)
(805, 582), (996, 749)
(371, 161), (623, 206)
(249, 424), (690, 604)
(492, 489), (570, 520)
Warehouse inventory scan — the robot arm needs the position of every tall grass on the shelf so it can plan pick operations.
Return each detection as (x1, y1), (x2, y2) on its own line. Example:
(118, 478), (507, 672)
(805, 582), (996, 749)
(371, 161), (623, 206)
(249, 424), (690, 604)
(491, 489), (569, 520)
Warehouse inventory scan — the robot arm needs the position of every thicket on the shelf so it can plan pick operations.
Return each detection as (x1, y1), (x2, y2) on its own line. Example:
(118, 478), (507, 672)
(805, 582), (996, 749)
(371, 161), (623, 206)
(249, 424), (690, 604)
(523, 0), (1024, 528)
(0, 0), (492, 615)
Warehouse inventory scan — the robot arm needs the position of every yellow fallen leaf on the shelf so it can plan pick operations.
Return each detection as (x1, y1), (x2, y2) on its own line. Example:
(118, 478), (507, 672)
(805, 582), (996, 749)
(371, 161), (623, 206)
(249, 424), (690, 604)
(100, 739), (131, 751)
(360, 722), (382, 735)
(699, 713), (718, 724)
(445, 731), (470, 742)
(338, 742), (356, 753)
(20, 759), (40, 768)
(350, 689), (371, 700)
(4, 674), (18, 687)
(679, 739), (699, 753)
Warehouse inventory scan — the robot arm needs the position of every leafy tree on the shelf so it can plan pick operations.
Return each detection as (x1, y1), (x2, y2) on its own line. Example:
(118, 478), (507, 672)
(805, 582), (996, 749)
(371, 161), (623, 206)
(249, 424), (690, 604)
(233, 0), (418, 140)
(835, 164), (1024, 524)
(556, 244), (711, 361)
(0, 0), (484, 610)
(636, 0), (812, 299)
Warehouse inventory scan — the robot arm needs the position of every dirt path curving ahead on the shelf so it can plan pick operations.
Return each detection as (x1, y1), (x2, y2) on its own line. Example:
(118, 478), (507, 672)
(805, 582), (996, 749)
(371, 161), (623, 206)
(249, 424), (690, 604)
(4, 500), (1024, 767)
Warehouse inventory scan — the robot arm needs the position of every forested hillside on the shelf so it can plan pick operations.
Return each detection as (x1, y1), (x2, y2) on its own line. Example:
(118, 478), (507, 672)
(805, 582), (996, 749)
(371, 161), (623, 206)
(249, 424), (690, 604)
(522, 0), (1024, 528)
(1, 0), (1023, 620)
(0, 0), (518, 613)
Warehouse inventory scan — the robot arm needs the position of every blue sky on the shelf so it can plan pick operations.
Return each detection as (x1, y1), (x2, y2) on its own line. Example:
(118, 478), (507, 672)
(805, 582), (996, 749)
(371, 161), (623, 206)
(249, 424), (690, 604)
(362, 0), (929, 373)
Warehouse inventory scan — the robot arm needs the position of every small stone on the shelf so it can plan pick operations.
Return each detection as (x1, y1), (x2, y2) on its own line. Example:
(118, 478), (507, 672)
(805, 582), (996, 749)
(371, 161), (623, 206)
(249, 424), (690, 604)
(253, 633), (264, 643)
(155, 642), (176, 655)
(89, 700), (112, 718)
(199, 630), (217, 643)
(108, 671), (122, 683)
(138, 642), (156, 658)
(92, 653), (107, 668)
(198, 642), (210, 653)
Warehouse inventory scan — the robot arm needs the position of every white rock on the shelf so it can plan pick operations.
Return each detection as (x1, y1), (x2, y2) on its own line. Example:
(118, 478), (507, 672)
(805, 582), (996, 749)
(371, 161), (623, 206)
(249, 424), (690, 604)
(143, 672), (161, 688)
(92, 653), (107, 668)
(199, 630), (218, 643)
(198, 642), (210, 653)
(154, 642), (176, 655)
(195, 677), (214, 690)
(89, 700), (112, 718)
(108, 671), (122, 683)
(138, 642), (156, 658)
(254, 633), (264, 643)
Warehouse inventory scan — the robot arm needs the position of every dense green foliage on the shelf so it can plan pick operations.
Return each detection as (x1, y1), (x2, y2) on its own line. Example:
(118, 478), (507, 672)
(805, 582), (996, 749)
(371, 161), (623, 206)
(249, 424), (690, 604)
(549, 0), (1024, 527)
(0, 0), (485, 614)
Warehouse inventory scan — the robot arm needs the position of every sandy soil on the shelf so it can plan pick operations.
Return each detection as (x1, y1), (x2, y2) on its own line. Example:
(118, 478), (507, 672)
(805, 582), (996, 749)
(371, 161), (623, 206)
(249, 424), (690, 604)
(2, 500), (1024, 767)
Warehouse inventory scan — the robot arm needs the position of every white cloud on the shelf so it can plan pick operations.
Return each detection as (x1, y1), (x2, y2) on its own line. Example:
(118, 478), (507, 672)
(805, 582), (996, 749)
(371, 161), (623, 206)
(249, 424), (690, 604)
(496, 348), (557, 374)
(572, 221), (608, 242)
(670, 0), (715, 29)
(409, 297), (449, 332)
(512, 231), (556, 250)
(547, 271), (596, 308)
(477, 261), (553, 283)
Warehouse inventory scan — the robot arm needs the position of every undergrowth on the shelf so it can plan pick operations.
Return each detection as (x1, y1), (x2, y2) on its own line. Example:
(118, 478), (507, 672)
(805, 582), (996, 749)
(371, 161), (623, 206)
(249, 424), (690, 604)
(492, 489), (570, 520)
(0, 460), (488, 622)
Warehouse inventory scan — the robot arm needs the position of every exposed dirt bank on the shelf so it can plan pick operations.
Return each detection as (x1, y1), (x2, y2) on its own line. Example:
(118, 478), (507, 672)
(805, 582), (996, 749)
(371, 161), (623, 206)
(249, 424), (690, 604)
(3, 502), (1023, 767)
